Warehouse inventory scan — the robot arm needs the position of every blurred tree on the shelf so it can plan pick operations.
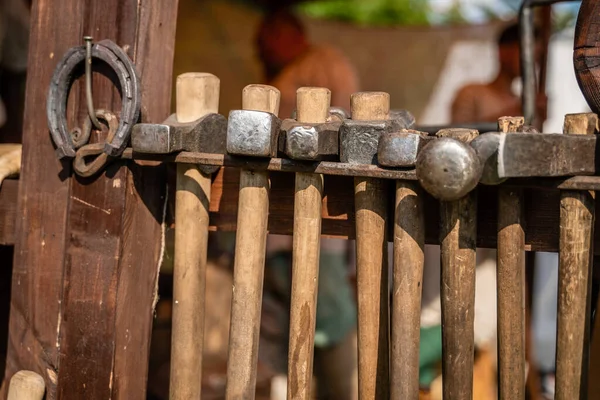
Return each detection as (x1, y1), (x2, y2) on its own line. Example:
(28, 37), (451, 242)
(296, 0), (431, 26)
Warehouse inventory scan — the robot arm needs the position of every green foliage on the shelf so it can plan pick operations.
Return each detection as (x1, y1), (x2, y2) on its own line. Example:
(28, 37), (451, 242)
(296, 0), (431, 27)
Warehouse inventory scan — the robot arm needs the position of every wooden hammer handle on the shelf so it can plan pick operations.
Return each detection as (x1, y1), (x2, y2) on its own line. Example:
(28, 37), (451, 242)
(555, 113), (597, 400)
(287, 87), (329, 400)
(391, 180), (424, 399)
(170, 72), (219, 400)
(352, 92), (390, 400)
(497, 116), (526, 400)
(7, 370), (45, 400)
(226, 84), (280, 400)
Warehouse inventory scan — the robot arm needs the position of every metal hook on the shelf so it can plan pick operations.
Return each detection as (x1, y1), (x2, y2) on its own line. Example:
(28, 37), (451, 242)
(84, 36), (103, 130)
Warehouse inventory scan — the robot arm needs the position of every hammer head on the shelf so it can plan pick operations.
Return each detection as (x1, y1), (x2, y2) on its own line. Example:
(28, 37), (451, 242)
(226, 110), (281, 158)
(340, 109), (416, 165)
(416, 137), (482, 202)
(131, 113), (227, 174)
(470, 133), (504, 185)
(280, 119), (341, 161)
(377, 129), (431, 168)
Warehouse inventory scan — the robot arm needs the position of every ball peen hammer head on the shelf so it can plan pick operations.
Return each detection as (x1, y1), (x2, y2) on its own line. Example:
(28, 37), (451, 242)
(416, 136), (483, 202)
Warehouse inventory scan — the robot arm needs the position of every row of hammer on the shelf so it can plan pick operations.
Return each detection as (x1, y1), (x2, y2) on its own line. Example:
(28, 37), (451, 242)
(150, 72), (596, 400)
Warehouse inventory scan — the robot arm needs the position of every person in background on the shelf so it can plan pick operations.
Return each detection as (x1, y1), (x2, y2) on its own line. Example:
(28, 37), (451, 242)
(451, 22), (546, 125)
(254, 8), (359, 399)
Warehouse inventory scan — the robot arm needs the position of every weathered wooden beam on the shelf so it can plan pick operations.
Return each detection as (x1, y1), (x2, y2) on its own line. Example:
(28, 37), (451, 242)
(1, 0), (178, 399)
(0, 179), (17, 246)
(0, 168), (588, 254)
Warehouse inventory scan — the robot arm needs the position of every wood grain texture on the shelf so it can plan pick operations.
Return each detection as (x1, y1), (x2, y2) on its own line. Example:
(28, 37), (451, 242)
(352, 92), (390, 400)
(497, 117), (526, 400)
(440, 193), (477, 400)
(1, 0), (177, 398)
(555, 113), (596, 400)
(170, 73), (219, 400)
(574, 0), (600, 115)
(0, 174), (584, 253)
(0, 179), (17, 245)
(226, 84), (280, 400)
(390, 180), (424, 400)
(287, 87), (329, 400)
(7, 370), (45, 400)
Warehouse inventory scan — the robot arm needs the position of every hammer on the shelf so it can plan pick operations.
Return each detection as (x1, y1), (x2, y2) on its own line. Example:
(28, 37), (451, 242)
(170, 72), (221, 400)
(286, 87), (329, 399)
(555, 113), (597, 399)
(226, 84), (280, 400)
(350, 92), (390, 399)
(378, 128), (426, 398)
(496, 116), (526, 400)
(7, 370), (45, 400)
(417, 128), (480, 399)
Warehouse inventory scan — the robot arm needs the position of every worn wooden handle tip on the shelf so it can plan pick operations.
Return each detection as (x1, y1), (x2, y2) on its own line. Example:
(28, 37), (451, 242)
(242, 84), (281, 115)
(296, 87), (331, 123)
(7, 370), (45, 400)
(176, 72), (220, 123)
(351, 91), (390, 121)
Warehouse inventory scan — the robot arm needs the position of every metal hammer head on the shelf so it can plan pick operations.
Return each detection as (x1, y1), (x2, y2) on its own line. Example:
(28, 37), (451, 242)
(340, 113), (416, 165)
(469, 132), (505, 185)
(281, 119), (341, 161)
(377, 129), (431, 168)
(226, 109), (281, 158)
(416, 137), (482, 201)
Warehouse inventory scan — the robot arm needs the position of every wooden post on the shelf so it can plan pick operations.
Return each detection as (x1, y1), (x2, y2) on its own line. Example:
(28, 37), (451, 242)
(1, 0), (178, 398)
(226, 84), (280, 400)
(496, 116), (526, 400)
(555, 113), (597, 400)
(287, 87), (329, 399)
(352, 92), (390, 400)
(170, 73), (220, 400)
(7, 371), (45, 400)
(390, 172), (424, 397)
(439, 132), (477, 400)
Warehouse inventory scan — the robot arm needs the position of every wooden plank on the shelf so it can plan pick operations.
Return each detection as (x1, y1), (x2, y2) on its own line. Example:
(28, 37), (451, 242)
(111, 1), (178, 397)
(1, 0), (177, 399)
(1, 0), (85, 396)
(0, 179), (17, 245)
(0, 170), (574, 253)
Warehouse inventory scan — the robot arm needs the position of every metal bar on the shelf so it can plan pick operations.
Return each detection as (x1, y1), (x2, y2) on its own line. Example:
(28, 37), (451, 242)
(519, 0), (580, 125)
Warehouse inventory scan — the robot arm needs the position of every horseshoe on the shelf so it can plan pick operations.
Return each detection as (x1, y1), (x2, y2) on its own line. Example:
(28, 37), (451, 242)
(574, 0), (600, 115)
(46, 39), (141, 159)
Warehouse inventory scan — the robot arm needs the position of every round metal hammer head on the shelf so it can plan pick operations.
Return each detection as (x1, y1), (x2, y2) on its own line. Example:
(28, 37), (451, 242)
(470, 133), (505, 185)
(416, 138), (482, 202)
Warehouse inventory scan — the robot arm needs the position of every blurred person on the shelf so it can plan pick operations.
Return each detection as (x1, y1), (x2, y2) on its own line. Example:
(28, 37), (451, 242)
(254, 8), (359, 399)
(451, 22), (546, 125)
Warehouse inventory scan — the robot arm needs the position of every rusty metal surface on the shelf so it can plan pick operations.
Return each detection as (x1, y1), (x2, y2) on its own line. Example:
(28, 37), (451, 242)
(226, 110), (281, 158)
(279, 119), (341, 160)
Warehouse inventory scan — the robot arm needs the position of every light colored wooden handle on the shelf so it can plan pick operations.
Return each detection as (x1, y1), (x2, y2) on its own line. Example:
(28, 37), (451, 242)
(242, 84), (280, 115)
(287, 87), (329, 400)
(556, 113), (597, 400)
(496, 116), (526, 400)
(226, 84), (281, 400)
(176, 72), (220, 122)
(350, 92), (389, 121)
(7, 370), (45, 400)
(352, 91), (390, 399)
(171, 72), (220, 400)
